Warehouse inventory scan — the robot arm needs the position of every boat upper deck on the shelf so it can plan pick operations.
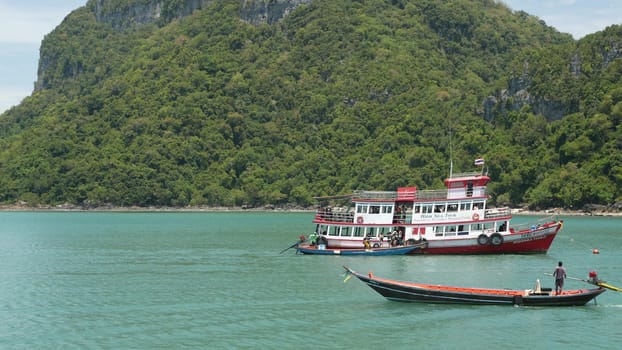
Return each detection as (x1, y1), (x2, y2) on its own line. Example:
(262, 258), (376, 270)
(314, 171), (498, 225)
(351, 172), (489, 202)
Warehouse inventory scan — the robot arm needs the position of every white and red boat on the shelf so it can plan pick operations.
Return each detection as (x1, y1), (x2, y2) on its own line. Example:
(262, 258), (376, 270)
(308, 169), (563, 254)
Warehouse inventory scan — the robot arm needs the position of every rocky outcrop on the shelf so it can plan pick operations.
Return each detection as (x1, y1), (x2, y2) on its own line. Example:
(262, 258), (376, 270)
(482, 68), (569, 122)
(601, 39), (622, 67)
(583, 202), (622, 215)
(483, 32), (622, 123)
(240, 0), (313, 25)
(91, 0), (215, 30)
(89, 0), (313, 30)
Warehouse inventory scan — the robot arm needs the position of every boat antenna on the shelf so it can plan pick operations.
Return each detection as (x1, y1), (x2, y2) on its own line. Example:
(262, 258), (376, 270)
(449, 128), (453, 178)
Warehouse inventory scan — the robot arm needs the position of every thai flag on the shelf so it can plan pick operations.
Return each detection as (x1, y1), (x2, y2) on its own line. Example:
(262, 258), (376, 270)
(474, 158), (485, 166)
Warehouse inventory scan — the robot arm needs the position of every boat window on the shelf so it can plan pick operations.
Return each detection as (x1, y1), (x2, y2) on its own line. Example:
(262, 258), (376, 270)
(319, 225), (328, 234)
(354, 227), (365, 237)
(498, 221), (507, 232)
(460, 202), (471, 211)
(328, 226), (339, 236)
(434, 204), (445, 213)
(447, 203), (458, 212)
(473, 201), (484, 210)
(471, 223), (482, 231)
(457, 225), (468, 235)
(414, 205), (421, 213)
(422, 205), (433, 214)
(433, 226), (443, 237)
(340, 226), (351, 237)
(382, 205), (393, 214)
(445, 225), (457, 236)
(357, 205), (368, 214)
(366, 227), (375, 237)
(378, 227), (391, 235)
(450, 181), (463, 188)
(370, 205), (381, 214)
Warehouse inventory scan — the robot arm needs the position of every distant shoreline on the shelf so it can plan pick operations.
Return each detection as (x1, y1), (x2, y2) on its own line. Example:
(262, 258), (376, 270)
(510, 209), (622, 217)
(0, 204), (312, 213)
(1, 204), (622, 216)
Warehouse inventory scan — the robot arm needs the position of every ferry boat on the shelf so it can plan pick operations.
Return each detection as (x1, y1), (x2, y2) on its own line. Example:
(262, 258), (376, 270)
(309, 169), (563, 254)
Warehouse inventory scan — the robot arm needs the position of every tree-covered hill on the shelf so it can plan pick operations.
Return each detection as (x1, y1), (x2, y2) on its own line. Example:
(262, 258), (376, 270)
(0, 0), (621, 210)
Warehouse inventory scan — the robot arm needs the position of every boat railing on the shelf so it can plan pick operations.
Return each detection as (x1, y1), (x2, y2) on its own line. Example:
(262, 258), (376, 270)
(450, 171), (483, 178)
(484, 207), (511, 219)
(511, 215), (559, 232)
(352, 190), (397, 200)
(415, 189), (448, 200)
(316, 208), (354, 223)
(353, 189), (450, 201)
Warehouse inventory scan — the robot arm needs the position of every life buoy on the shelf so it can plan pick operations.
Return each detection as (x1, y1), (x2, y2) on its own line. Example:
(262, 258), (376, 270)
(472, 213), (480, 221)
(490, 233), (504, 246)
(477, 234), (489, 245)
(373, 243), (380, 248)
(356, 216), (364, 224)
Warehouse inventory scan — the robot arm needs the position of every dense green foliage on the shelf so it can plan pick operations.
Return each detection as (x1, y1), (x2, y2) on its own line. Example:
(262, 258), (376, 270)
(0, 0), (621, 209)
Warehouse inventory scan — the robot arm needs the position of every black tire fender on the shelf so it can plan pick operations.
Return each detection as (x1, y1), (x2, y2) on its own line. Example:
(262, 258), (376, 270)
(490, 233), (504, 246)
(477, 234), (489, 245)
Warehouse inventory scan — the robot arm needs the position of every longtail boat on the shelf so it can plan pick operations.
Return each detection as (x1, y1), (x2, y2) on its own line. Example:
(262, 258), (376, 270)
(343, 267), (605, 306)
(296, 242), (425, 256)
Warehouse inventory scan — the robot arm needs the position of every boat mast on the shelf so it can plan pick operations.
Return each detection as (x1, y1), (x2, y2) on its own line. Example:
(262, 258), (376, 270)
(449, 128), (453, 178)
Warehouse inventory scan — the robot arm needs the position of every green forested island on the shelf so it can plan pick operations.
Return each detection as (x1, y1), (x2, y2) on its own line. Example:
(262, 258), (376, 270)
(1, 0), (621, 210)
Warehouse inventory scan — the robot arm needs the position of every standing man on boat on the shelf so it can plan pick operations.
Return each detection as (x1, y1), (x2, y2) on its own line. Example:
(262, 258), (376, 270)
(553, 261), (567, 294)
(308, 232), (318, 246)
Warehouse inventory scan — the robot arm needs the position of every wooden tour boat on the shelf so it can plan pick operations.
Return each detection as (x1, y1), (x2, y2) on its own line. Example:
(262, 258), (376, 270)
(343, 267), (606, 306)
(301, 161), (563, 254)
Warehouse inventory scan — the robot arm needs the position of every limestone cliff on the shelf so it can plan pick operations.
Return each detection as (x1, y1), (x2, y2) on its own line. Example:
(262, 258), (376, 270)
(240, 0), (312, 25)
(89, 0), (313, 30)
(482, 75), (570, 122)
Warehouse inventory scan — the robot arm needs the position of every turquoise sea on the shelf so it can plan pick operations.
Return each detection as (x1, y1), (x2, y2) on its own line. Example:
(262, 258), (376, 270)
(1, 212), (621, 349)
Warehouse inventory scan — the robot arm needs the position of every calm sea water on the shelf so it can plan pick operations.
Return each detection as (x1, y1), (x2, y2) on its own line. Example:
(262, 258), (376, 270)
(0, 212), (621, 349)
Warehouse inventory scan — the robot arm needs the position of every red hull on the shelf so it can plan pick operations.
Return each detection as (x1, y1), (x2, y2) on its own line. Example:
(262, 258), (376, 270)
(410, 230), (558, 255)
(317, 220), (562, 255)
